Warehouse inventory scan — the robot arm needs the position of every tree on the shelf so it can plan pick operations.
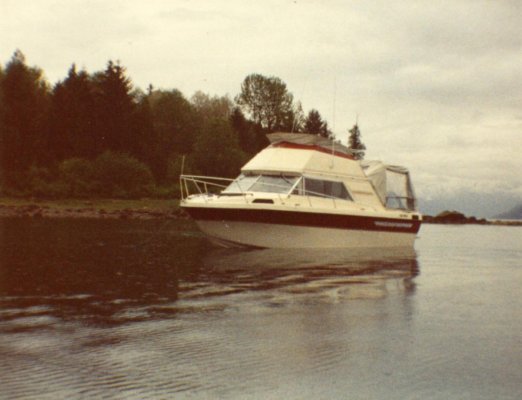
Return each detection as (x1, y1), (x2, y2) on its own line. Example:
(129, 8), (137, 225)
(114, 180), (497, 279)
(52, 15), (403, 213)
(279, 101), (304, 133)
(92, 61), (138, 154)
(230, 106), (268, 154)
(148, 89), (197, 181)
(191, 91), (233, 123)
(191, 118), (246, 178)
(49, 64), (98, 160)
(0, 50), (51, 186)
(132, 89), (156, 167)
(235, 73), (295, 132)
(304, 109), (330, 137)
(347, 124), (366, 160)
(0, 65), (5, 167)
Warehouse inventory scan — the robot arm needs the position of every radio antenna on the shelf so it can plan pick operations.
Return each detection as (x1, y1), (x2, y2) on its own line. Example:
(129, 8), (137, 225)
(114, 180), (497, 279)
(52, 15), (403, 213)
(330, 77), (337, 169)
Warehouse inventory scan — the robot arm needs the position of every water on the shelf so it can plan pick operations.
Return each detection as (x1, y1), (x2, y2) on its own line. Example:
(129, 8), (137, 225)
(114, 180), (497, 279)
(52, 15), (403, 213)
(1, 218), (521, 399)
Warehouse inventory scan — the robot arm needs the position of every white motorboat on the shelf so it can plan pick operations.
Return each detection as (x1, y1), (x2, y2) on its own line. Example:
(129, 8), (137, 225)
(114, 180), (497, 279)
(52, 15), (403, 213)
(180, 133), (422, 248)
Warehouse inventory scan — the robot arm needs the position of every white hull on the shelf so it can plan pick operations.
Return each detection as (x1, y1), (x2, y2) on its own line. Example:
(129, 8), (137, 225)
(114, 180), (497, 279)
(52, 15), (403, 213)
(195, 220), (417, 249)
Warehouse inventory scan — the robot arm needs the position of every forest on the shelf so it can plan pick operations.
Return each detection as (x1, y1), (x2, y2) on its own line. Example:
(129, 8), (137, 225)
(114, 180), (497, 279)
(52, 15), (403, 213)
(0, 50), (363, 199)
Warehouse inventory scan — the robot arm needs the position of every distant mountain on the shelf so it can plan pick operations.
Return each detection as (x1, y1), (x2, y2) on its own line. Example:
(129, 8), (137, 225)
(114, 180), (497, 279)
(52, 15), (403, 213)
(495, 204), (522, 220)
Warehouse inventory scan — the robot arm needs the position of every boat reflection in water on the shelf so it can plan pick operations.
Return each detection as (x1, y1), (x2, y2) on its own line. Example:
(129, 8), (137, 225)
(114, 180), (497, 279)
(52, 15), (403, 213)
(0, 218), (419, 329)
(195, 247), (420, 302)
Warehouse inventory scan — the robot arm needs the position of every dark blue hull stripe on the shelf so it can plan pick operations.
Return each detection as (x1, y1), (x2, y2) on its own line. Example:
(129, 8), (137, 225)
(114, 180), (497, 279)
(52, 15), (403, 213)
(183, 207), (421, 234)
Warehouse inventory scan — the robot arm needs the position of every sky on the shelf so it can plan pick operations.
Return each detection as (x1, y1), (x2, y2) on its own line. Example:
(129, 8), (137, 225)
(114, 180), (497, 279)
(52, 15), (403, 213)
(1, 0), (521, 216)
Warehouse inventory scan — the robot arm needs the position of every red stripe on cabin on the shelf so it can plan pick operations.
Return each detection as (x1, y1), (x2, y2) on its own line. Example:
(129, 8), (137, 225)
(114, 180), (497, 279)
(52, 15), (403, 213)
(272, 141), (355, 160)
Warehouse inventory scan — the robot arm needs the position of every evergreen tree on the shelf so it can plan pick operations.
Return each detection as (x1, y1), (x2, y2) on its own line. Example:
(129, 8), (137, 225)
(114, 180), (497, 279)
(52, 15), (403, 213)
(0, 50), (50, 186)
(93, 61), (137, 154)
(49, 64), (98, 160)
(304, 109), (330, 137)
(347, 124), (366, 160)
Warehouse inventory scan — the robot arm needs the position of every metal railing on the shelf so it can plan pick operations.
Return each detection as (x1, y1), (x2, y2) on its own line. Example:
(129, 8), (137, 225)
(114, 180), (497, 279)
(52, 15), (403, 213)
(180, 175), (234, 200)
(180, 174), (359, 210)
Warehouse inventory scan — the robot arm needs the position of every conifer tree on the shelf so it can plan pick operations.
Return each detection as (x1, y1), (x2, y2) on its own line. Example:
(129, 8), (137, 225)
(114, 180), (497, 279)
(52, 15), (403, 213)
(49, 64), (98, 160)
(304, 109), (330, 137)
(93, 61), (137, 154)
(0, 50), (50, 186)
(347, 124), (366, 160)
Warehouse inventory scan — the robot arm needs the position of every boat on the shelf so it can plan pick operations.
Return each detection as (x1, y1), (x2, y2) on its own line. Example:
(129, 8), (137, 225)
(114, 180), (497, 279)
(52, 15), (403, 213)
(180, 132), (422, 248)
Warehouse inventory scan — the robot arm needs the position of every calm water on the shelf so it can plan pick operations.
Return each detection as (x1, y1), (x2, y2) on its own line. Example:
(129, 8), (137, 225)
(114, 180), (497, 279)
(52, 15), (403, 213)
(0, 218), (521, 399)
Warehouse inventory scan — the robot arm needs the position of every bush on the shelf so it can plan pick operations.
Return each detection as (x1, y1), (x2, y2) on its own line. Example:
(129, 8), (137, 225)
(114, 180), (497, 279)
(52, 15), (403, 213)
(91, 151), (155, 198)
(60, 158), (97, 197)
(166, 154), (197, 181)
(57, 152), (155, 198)
(1, 153), (157, 199)
(27, 165), (70, 198)
(150, 184), (181, 199)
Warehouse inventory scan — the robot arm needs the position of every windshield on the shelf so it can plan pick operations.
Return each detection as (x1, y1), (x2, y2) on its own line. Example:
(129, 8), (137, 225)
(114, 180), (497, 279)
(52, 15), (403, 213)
(250, 175), (299, 194)
(222, 174), (259, 194)
(222, 174), (298, 195)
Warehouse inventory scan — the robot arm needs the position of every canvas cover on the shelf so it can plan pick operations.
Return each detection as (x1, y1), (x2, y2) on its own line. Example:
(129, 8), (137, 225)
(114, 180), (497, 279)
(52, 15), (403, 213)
(360, 160), (416, 210)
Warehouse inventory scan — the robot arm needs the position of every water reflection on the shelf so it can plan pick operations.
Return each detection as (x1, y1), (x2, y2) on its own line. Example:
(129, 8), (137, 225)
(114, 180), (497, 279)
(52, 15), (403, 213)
(0, 218), (420, 329)
(198, 247), (419, 300)
(0, 218), (205, 328)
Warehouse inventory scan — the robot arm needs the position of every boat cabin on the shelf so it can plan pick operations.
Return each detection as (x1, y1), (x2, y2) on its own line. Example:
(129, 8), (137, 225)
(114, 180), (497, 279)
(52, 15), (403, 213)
(218, 133), (417, 212)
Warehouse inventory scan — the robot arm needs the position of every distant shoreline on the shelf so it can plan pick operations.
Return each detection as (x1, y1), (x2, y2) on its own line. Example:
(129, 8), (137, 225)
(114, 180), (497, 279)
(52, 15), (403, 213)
(422, 212), (522, 226)
(423, 218), (522, 226)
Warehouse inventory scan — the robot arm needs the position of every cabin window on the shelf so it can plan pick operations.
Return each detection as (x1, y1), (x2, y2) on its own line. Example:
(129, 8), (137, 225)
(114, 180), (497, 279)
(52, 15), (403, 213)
(385, 170), (416, 210)
(301, 177), (353, 201)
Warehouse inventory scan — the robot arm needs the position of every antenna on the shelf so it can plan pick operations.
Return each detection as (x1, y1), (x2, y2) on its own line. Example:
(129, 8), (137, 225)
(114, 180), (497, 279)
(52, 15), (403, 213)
(332, 77), (337, 135)
(330, 77), (337, 169)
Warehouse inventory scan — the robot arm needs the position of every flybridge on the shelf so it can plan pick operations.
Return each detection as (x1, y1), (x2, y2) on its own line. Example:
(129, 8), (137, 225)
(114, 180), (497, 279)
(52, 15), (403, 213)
(270, 141), (355, 160)
(241, 133), (367, 180)
(267, 132), (360, 159)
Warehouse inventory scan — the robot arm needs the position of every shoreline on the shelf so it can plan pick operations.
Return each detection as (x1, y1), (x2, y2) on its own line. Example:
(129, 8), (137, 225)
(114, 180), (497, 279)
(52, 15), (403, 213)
(0, 198), (186, 220)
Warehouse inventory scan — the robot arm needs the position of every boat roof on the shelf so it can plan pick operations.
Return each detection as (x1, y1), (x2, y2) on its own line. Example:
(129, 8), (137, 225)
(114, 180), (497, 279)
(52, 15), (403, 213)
(267, 132), (360, 157)
(242, 133), (366, 178)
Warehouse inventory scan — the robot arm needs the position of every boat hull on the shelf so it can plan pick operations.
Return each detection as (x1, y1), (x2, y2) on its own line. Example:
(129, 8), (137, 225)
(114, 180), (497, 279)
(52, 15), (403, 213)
(195, 220), (417, 248)
(184, 206), (421, 249)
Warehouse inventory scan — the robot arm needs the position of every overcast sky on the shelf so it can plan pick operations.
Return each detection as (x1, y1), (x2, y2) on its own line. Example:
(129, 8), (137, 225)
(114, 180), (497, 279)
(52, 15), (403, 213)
(1, 0), (521, 216)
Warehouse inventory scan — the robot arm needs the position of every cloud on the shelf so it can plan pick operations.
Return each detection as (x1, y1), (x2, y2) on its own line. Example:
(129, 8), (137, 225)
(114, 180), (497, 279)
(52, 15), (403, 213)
(1, 0), (521, 215)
